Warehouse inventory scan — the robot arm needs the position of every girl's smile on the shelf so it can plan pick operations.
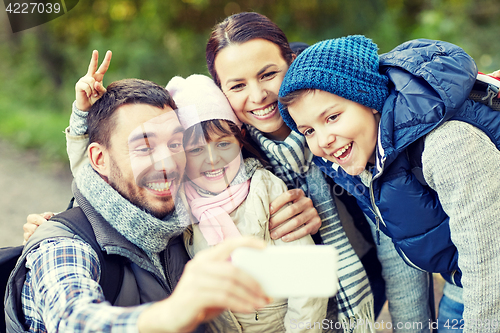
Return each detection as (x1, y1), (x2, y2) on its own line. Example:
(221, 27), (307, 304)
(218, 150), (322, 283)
(202, 167), (227, 180)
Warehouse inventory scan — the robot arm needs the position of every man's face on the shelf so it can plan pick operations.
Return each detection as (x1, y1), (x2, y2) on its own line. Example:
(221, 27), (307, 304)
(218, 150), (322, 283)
(105, 104), (186, 218)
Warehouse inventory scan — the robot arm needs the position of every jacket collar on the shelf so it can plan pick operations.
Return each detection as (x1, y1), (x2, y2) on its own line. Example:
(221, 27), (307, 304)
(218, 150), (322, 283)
(376, 39), (477, 169)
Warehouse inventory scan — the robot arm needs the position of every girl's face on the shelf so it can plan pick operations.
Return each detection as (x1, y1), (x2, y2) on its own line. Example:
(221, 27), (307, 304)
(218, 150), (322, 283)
(185, 125), (243, 194)
(214, 38), (291, 141)
(288, 90), (380, 176)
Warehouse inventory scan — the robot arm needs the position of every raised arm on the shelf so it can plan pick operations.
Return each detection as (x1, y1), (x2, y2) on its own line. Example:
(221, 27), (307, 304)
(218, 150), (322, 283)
(68, 50), (112, 175)
(25, 235), (268, 333)
(23, 51), (113, 244)
(75, 50), (112, 111)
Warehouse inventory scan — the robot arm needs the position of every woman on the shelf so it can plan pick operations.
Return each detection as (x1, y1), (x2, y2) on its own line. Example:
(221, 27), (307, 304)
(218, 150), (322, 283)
(205, 12), (433, 333)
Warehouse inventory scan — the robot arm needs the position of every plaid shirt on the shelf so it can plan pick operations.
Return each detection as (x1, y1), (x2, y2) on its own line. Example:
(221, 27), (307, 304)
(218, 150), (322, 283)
(22, 237), (149, 333)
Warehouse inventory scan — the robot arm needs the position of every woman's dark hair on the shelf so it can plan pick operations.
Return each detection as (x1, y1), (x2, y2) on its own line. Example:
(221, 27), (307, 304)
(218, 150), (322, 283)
(183, 119), (268, 167)
(206, 12), (294, 87)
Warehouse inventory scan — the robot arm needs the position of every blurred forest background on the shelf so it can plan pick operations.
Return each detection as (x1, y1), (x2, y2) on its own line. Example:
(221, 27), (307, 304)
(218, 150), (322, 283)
(0, 0), (499, 164)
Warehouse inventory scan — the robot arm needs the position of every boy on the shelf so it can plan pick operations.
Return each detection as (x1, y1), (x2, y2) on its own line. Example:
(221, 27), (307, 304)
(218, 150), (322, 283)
(278, 36), (500, 333)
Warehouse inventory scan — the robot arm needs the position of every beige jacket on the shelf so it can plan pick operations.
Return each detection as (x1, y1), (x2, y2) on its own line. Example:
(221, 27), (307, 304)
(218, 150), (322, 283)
(183, 168), (328, 333)
(66, 129), (330, 332)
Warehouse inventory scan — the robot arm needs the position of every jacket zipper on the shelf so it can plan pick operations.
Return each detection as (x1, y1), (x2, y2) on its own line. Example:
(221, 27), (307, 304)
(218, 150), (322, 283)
(396, 247), (426, 271)
(370, 168), (426, 272)
(369, 143), (431, 272)
(369, 171), (425, 271)
(162, 242), (174, 291)
(368, 168), (386, 245)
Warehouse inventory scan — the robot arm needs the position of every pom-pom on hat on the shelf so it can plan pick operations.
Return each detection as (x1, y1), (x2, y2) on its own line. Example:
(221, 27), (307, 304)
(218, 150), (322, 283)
(166, 74), (241, 130)
(278, 35), (389, 133)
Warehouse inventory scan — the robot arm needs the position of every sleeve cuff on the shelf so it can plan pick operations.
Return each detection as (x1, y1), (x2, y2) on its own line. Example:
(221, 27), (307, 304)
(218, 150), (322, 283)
(70, 101), (89, 136)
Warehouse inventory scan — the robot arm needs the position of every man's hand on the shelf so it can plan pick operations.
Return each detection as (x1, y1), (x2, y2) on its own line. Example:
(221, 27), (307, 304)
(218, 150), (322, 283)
(268, 189), (321, 242)
(75, 50), (112, 111)
(137, 237), (270, 333)
(23, 212), (53, 244)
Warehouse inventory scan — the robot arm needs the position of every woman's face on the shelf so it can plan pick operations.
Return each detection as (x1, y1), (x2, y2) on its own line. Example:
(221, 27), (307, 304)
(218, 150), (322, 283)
(214, 38), (291, 141)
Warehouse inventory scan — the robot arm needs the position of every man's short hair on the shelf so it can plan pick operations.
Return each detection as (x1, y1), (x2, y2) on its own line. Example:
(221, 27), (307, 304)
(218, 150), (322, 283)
(87, 79), (177, 147)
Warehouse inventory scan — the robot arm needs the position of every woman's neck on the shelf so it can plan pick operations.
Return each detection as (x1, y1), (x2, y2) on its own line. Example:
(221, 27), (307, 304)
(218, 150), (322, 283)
(262, 123), (291, 141)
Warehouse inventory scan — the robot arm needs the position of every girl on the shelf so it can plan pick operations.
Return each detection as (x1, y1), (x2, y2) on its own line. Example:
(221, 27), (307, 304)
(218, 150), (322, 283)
(166, 74), (332, 332)
(206, 12), (426, 332)
(278, 35), (500, 333)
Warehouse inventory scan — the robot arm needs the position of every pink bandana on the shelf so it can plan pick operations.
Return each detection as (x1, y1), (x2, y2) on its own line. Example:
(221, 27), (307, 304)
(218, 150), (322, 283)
(185, 180), (250, 245)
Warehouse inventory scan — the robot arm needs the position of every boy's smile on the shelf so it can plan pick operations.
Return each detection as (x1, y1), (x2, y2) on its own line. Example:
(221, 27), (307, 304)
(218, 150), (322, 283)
(288, 89), (380, 176)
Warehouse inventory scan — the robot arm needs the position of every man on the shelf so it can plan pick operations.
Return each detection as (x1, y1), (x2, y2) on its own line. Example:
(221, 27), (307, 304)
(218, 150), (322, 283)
(9, 78), (269, 333)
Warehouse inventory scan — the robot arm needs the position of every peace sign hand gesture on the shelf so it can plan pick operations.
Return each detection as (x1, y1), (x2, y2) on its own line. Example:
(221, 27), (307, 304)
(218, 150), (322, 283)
(75, 50), (112, 111)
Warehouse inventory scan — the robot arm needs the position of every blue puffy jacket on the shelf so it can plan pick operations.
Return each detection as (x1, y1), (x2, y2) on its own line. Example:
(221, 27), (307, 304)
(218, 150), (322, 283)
(313, 39), (500, 287)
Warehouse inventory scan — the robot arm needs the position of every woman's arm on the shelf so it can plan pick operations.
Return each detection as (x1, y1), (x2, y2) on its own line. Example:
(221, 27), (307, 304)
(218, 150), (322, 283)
(258, 170), (328, 333)
(268, 189), (321, 242)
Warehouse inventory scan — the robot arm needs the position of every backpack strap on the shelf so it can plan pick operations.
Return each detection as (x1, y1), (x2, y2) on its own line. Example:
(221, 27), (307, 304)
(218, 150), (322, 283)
(1, 246), (23, 333)
(5, 208), (125, 332)
(49, 207), (125, 304)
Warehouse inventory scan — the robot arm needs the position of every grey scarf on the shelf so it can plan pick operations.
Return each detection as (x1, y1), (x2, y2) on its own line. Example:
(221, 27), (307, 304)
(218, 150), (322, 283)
(75, 163), (190, 277)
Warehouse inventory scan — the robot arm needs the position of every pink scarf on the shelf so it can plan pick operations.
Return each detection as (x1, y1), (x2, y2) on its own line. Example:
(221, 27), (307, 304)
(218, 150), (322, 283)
(185, 180), (250, 245)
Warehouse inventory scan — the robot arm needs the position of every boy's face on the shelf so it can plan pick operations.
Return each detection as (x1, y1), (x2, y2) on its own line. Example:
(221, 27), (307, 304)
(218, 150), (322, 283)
(288, 89), (380, 176)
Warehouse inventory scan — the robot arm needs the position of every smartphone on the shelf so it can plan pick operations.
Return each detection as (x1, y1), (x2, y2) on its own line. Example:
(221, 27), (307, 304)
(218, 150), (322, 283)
(231, 245), (338, 298)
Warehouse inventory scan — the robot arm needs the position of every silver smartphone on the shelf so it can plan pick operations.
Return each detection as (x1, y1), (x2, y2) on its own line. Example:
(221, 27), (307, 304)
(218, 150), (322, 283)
(231, 245), (338, 298)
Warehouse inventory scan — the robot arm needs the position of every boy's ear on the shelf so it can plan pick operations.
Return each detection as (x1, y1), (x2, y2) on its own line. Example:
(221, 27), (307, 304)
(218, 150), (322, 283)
(88, 142), (110, 182)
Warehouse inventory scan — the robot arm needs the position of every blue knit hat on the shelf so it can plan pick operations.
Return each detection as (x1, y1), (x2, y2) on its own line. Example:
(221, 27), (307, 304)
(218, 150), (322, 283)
(279, 35), (389, 133)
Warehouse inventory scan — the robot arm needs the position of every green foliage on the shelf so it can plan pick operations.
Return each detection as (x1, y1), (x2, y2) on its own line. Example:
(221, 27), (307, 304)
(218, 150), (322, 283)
(0, 0), (499, 162)
(0, 95), (68, 162)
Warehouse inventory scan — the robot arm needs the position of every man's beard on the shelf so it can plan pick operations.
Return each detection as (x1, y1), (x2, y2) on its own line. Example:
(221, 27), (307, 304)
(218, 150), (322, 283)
(108, 158), (175, 219)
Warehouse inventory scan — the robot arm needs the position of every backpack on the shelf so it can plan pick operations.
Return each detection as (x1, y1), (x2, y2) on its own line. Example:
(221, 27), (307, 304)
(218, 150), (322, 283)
(1, 207), (124, 333)
(407, 72), (500, 185)
(469, 72), (500, 111)
(0, 248), (22, 333)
